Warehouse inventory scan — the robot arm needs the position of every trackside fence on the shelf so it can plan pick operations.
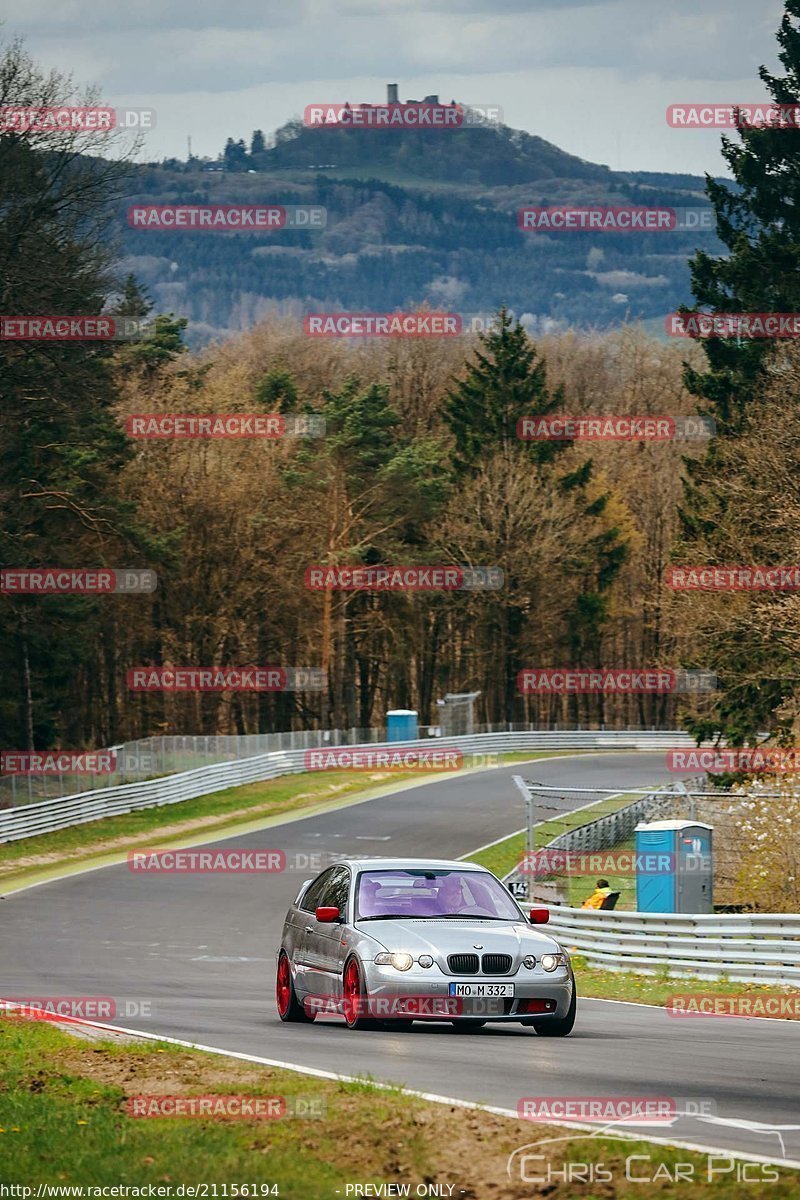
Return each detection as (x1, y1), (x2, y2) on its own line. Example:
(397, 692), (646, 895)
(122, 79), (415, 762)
(3, 730), (798, 984)
(0, 729), (700, 843)
(545, 907), (800, 985)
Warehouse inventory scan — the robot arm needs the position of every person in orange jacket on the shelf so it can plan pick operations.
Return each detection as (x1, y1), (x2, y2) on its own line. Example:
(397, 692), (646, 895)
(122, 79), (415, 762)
(581, 879), (613, 909)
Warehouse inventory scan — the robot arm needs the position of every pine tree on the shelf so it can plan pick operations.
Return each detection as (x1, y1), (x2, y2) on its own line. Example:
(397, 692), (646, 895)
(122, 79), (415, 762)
(114, 274), (153, 318)
(444, 309), (628, 721)
(445, 307), (565, 473)
(0, 40), (155, 748)
(684, 1), (800, 435)
(678, 3), (800, 746)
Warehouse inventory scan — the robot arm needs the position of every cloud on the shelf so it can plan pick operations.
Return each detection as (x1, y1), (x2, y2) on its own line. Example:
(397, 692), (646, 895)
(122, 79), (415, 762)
(0, 0), (787, 173)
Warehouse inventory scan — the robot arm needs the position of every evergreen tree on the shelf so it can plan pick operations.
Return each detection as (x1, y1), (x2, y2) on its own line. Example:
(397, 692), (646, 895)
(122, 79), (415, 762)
(223, 137), (250, 172)
(444, 309), (628, 720)
(445, 307), (565, 473)
(684, 1), (800, 435)
(0, 40), (154, 748)
(114, 274), (153, 318)
(679, 2), (800, 746)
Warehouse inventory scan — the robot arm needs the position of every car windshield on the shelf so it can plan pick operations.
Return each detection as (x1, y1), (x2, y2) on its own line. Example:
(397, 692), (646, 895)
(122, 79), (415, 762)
(355, 868), (521, 921)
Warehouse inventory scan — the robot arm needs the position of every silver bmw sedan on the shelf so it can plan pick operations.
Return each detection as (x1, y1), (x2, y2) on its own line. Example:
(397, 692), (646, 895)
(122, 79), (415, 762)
(276, 858), (576, 1034)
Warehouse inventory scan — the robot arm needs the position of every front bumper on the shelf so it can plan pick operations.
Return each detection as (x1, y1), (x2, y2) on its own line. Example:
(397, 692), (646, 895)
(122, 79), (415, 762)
(359, 962), (574, 1022)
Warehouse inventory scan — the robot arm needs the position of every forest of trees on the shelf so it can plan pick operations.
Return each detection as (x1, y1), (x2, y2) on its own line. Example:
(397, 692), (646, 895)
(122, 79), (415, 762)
(5, 1), (800, 758)
(119, 158), (723, 347)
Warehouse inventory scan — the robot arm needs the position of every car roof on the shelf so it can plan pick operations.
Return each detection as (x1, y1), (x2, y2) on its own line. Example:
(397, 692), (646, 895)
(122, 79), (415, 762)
(338, 858), (489, 872)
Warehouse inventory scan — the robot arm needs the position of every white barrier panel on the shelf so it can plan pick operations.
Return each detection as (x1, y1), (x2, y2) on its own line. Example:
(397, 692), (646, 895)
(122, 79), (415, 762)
(546, 907), (800, 985)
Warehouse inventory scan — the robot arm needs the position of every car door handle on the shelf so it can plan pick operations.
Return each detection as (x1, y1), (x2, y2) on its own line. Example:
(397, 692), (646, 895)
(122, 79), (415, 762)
(305, 926), (314, 934)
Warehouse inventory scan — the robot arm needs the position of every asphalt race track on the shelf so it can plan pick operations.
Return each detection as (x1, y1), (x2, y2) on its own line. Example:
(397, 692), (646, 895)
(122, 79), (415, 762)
(2, 752), (799, 1166)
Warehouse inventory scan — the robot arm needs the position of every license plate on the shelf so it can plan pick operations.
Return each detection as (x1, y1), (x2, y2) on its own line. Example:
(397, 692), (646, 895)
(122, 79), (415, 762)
(448, 982), (514, 998)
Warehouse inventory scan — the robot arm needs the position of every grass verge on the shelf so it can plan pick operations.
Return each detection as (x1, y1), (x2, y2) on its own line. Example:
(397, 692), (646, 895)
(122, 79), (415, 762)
(571, 958), (800, 1015)
(0, 1016), (795, 1197)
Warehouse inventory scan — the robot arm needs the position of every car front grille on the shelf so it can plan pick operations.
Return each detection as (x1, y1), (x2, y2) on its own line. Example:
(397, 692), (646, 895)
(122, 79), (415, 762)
(481, 953), (513, 975)
(448, 953), (479, 974)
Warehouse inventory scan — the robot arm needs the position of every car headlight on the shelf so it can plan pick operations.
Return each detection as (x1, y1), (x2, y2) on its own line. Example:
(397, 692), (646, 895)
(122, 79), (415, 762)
(522, 954), (537, 970)
(540, 953), (568, 972)
(418, 955), (434, 968)
(374, 952), (414, 971)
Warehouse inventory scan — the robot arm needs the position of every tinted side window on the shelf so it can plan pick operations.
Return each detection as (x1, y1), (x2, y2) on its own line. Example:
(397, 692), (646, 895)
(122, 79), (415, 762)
(300, 868), (337, 913)
(323, 865), (351, 915)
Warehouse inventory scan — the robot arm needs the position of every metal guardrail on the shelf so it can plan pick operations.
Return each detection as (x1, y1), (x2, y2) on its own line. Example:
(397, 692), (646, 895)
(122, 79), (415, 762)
(0, 721), (692, 807)
(546, 907), (800, 985)
(4, 728), (796, 985)
(0, 729), (700, 843)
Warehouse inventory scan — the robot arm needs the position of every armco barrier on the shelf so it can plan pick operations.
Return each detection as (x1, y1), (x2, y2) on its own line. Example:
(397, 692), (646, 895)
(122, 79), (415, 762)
(0, 729), (699, 843)
(546, 907), (800, 985)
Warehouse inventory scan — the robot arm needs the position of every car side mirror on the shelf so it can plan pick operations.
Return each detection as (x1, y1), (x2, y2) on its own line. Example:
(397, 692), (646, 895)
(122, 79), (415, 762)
(529, 907), (550, 924)
(315, 906), (341, 923)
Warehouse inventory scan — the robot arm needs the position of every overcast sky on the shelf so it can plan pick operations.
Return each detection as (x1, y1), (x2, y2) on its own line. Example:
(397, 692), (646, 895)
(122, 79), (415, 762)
(1, 0), (787, 175)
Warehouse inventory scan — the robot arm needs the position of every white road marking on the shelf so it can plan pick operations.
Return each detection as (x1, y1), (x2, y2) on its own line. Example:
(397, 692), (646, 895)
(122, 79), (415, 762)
(1, 999), (795, 1170)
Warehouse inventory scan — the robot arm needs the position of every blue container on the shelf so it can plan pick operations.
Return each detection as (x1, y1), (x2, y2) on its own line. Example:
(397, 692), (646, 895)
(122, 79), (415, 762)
(634, 820), (713, 914)
(386, 710), (418, 742)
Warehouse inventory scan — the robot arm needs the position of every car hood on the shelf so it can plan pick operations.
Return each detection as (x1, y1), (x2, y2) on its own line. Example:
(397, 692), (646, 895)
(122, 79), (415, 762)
(356, 918), (562, 959)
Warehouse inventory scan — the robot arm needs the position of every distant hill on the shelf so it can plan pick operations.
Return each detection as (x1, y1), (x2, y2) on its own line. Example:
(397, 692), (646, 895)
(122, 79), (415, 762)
(119, 116), (723, 347)
(255, 119), (614, 187)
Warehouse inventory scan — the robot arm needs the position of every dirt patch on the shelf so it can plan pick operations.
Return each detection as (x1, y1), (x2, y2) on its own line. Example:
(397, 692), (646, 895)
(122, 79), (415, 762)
(20, 1019), (543, 1198)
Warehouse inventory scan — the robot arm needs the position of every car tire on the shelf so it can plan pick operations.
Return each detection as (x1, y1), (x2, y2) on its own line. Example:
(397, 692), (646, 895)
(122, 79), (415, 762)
(451, 1021), (486, 1032)
(531, 984), (576, 1037)
(342, 956), (380, 1030)
(276, 951), (315, 1023)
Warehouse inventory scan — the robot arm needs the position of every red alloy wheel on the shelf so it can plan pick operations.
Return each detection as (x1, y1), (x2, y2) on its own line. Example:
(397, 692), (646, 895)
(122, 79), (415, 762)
(276, 953), (292, 1017)
(343, 957), (362, 1026)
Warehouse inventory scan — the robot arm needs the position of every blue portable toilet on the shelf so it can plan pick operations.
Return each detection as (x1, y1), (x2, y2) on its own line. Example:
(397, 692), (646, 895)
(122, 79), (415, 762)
(634, 820), (713, 914)
(386, 709), (418, 742)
